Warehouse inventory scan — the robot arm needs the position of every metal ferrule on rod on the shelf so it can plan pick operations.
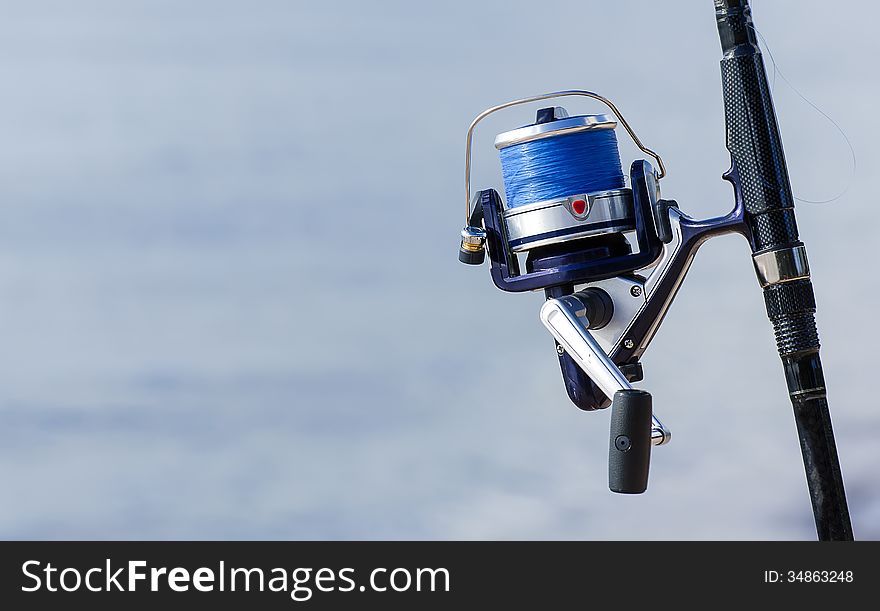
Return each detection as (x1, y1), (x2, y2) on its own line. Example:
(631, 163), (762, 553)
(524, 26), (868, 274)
(752, 245), (810, 288)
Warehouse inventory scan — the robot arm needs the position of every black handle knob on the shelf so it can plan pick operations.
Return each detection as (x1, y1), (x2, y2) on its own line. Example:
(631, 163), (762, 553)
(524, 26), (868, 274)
(608, 389), (652, 494)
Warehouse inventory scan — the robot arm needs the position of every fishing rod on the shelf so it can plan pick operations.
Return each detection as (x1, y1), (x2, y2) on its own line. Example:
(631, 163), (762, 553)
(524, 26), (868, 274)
(458, 0), (853, 540)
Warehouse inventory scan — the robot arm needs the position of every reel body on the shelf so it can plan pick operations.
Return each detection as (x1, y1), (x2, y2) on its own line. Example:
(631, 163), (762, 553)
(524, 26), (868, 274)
(460, 93), (749, 493)
(463, 104), (665, 293)
(478, 160), (663, 293)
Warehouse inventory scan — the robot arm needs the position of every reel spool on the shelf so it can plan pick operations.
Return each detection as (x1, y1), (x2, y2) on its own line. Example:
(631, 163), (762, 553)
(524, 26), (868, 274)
(460, 91), (667, 293)
(495, 107), (632, 253)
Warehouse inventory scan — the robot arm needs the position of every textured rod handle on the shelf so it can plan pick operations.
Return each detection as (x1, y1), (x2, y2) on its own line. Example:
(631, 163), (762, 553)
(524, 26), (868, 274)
(608, 390), (652, 494)
(716, 0), (799, 252)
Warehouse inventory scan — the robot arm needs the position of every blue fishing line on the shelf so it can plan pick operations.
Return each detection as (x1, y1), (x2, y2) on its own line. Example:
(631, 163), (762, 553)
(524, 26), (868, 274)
(499, 129), (625, 208)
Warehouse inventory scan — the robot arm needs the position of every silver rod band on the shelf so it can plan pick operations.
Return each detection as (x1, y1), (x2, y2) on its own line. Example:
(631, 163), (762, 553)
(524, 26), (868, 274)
(753, 245), (810, 288)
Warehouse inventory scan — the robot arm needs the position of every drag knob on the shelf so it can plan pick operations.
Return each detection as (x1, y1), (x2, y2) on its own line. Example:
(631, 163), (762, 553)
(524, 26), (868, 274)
(608, 389), (652, 494)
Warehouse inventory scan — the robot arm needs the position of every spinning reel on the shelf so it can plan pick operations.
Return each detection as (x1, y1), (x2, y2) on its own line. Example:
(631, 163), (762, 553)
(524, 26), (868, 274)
(458, 1), (854, 540)
(460, 92), (747, 493)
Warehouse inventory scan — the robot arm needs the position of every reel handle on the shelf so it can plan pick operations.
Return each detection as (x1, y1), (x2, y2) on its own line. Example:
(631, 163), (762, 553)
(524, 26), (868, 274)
(539, 294), (669, 495)
(609, 390), (652, 494)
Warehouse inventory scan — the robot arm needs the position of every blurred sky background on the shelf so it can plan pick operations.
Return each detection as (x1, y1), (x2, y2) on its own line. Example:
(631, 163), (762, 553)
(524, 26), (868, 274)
(0, 0), (876, 539)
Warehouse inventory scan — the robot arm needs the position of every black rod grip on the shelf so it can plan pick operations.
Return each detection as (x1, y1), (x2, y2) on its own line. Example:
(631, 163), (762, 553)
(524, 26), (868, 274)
(609, 389), (652, 494)
(716, 0), (799, 252)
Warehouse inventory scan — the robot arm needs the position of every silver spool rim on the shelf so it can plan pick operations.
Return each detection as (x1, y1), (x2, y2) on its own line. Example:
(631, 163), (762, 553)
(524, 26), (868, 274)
(494, 114), (616, 150)
(502, 188), (635, 253)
